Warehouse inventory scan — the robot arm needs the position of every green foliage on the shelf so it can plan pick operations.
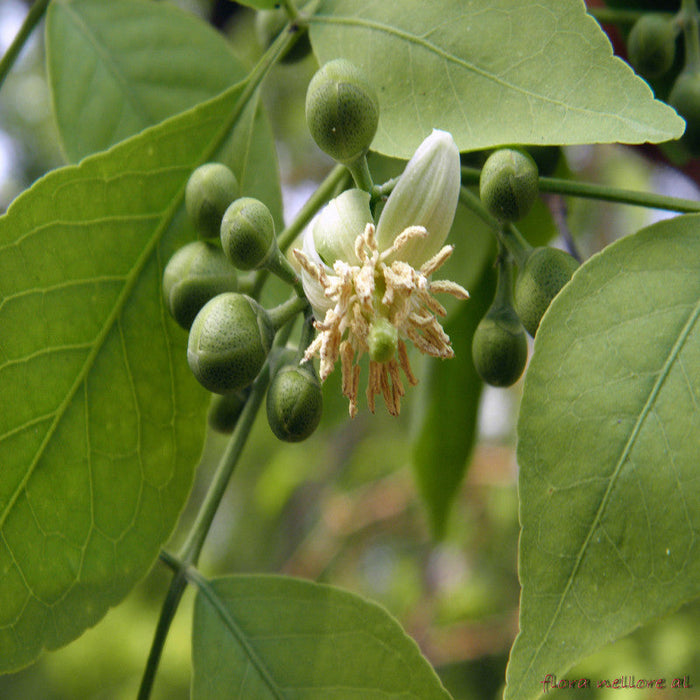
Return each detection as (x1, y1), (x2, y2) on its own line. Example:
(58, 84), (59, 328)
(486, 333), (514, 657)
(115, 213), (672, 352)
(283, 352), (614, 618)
(191, 575), (451, 699)
(3, 0), (700, 697)
(308, 0), (683, 159)
(46, 0), (247, 161)
(0, 66), (277, 672)
(507, 216), (700, 698)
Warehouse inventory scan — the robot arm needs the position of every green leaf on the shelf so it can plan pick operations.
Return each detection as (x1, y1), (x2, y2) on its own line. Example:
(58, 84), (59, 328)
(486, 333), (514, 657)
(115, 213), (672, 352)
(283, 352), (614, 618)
(191, 574), (451, 699)
(506, 217), (700, 698)
(0, 82), (269, 672)
(412, 266), (494, 539)
(46, 0), (246, 161)
(308, 0), (684, 159)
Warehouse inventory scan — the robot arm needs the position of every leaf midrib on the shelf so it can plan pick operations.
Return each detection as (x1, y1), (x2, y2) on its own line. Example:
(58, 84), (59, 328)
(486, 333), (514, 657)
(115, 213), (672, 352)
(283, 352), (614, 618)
(513, 294), (700, 696)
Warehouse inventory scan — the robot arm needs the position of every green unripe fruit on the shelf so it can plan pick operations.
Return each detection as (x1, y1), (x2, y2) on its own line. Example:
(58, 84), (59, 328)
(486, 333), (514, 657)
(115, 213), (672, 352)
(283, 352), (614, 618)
(514, 247), (579, 337)
(185, 163), (239, 239)
(669, 71), (700, 155)
(187, 292), (275, 394)
(220, 197), (276, 270)
(162, 241), (238, 330)
(305, 59), (379, 164)
(472, 306), (528, 387)
(255, 8), (311, 64)
(480, 148), (539, 222)
(627, 14), (676, 80)
(207, 388), (250, 434)
(266, 364), (323, 442)
(368, 317), (398, 363)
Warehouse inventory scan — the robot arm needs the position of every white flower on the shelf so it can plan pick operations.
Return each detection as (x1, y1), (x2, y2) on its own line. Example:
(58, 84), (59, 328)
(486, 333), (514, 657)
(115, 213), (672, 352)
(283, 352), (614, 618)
(293, 130), (468, 417)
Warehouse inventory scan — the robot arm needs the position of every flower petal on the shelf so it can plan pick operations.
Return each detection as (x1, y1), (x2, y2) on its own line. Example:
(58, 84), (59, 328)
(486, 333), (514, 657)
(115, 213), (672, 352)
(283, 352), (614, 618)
(312, 188), (372, 266)
(297, 226), (335, 319)
(376, 129), (460, 266)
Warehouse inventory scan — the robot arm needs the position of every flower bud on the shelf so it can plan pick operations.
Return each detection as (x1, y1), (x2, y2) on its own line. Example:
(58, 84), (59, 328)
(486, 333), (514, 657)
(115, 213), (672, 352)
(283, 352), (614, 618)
(375, 129), (460, 265)
(305, 59), (379, 164)
(187, 292), (275, 393)
(266, 364), (323, 442)
(162, 241), (238, 330)
(627, 14), (676, 80)
(514, 246), (579, 336)
(220, 197), (276, 271)
(185, 163), (239, 239)
(480, 148), (539, 222)
(472, 306), (528, 387)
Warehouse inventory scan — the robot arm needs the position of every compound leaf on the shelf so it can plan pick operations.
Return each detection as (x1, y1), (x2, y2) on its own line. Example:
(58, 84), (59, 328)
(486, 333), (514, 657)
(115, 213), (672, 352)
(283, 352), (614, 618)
(0, 81), (266, 672)
(506, 217), (700, 698)
(192, 574), (451, 699)
(309, 0), (684, 159)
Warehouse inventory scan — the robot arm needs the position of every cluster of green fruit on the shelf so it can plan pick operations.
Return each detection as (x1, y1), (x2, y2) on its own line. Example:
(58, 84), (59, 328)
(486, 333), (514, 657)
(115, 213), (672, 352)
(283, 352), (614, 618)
(162, 163), (322, 443)
(472, 148), (579, 388)
(623, 2), (700, 155)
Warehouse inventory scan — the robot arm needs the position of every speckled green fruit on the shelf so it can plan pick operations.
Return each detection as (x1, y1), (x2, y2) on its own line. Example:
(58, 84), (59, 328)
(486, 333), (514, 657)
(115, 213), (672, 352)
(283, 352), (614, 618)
(628, 14), (676, 80)
(220, 197), (275, 270)
(162, 241), (237, 330)
(480, 148), (539, 221)
(255, 8), (311, 63)
(472, 306), (528, 387)
(305, 58), (379, 164)
(185, 163), (239, 239)
(669, 71), (700, 156)
(207, 388), (250, 434)
(266, 364), (323, 442)
(187, 293), (274, 394)
(514, 247), (579, 337)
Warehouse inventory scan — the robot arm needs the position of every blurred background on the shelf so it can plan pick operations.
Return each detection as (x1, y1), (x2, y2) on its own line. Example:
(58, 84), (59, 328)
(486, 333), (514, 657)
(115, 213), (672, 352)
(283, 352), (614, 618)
(1, 1), (699, 698)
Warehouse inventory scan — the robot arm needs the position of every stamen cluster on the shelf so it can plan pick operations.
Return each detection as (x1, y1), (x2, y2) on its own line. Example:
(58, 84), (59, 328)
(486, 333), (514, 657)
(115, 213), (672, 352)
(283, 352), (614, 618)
(294, 222), (468, 416)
